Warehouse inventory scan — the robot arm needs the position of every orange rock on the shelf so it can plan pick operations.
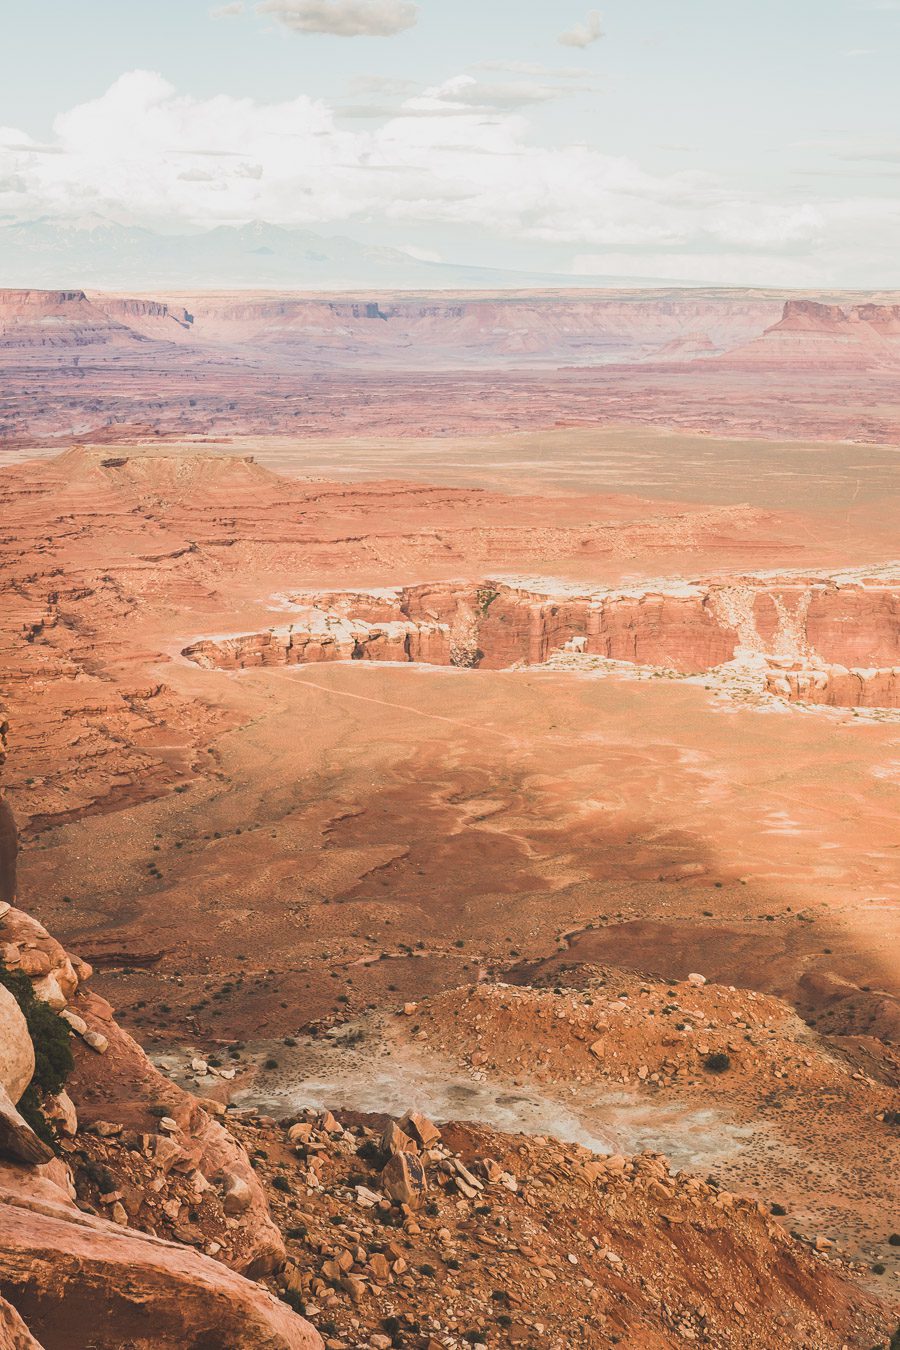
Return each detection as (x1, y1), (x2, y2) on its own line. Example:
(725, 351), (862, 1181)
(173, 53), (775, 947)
(0, 1157), (322, 1349)
(381, 1152), (427, 1208)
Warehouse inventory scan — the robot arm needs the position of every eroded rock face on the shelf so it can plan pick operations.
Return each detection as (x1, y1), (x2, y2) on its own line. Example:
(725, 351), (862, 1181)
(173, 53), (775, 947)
(0, 1158), (321, 1350)
(0, 799), (16, 907)
(0, 715), (16, 905)
(183, 571), (899, 706)
(65, 985), (287, 1280)
(766, 665), (900, 708)
(721, 298), (900, 369)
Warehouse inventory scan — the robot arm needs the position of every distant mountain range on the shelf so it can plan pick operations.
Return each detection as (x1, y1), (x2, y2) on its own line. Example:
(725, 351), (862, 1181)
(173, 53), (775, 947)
(0, 218), (686, 291)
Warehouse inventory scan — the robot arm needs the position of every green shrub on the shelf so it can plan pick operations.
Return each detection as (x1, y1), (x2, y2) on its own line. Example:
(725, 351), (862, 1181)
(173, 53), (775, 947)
(704, 1052), (731, 1074)
(0, 964), (73, 1146)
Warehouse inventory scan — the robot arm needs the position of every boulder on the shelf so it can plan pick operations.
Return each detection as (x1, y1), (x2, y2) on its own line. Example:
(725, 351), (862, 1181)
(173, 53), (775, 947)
(381, 1120), (417, 1157)
(0, 1158), (322, 1350)
(381, 1152), (427, 1208)
(30, 978), (66, 1013)
(222, 1174), (252, 1216)
(0, 985), (34, 1104)
(399, 1111), (441, 1149)
(44, 1093), (77, 1138)
(0, 1087), (53, 1167)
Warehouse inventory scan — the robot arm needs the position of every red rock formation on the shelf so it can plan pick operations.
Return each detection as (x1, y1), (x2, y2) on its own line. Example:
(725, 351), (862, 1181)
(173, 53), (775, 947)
(85, 290), (786, 365)
(720, 298), (900, 369)
(766, 664), (900, 708)
(183, 582), (742, 675)
(0, 713), (15, 904)
(0, 853), (322, 1347)
(0, 1295), (41, 1350)
(0, 1157), (320, 1350)
(0, 898), (287, 1278)
(183, 574), (899, 701)
(0, 291), (145, 351)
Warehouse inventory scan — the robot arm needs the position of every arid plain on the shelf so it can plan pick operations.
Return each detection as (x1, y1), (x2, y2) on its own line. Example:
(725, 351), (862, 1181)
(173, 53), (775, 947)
(1, 287), (899, 1347)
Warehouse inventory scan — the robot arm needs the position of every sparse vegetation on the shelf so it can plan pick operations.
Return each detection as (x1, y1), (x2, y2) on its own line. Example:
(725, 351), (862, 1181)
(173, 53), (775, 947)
(475, 585), (500, 616)
(704, 1052), (731, 1074)
(0, 964), (73, 1146)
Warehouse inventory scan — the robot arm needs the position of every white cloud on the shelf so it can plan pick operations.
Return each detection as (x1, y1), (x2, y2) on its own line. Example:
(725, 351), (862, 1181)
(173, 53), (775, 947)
(419, 75), (574, 111)
(210, 2), (244, 16)
(2, 70), (899, 284)
(256, 0), (418, 37)
(807, 135), (900, 162)
(558, 10), (604, 49)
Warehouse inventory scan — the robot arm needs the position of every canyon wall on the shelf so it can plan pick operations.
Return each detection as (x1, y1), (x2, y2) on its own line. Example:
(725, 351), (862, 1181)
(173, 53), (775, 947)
(766, 665), (900, 708)
(0, 289), (800, 366)
(3, 289), (894, 369)
(182, 574), (900, 707)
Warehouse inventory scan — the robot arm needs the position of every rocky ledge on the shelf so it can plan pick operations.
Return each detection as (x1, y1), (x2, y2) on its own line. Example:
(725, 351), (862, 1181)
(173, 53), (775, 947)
(0, 900), (322, 1349)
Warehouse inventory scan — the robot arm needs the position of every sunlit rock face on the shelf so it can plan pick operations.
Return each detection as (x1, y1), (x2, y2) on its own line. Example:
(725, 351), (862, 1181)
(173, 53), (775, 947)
(183, 573), (899, 707)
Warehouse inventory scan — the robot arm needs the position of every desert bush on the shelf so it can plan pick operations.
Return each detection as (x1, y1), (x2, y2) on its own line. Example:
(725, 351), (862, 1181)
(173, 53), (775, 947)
(0, 964), (73, 1145)
(704, 1052), (731, 1074)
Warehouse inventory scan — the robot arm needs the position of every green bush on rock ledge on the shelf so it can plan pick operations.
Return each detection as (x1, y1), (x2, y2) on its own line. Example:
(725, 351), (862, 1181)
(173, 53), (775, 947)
(0, 964), (73, 1147)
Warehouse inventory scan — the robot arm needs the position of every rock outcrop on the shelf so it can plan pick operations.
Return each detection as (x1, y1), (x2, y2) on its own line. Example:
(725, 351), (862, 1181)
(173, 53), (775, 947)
(0, 984), (51, 1167)
(720, 298), (900, 369)
(0, 1295), (42, 1350)
(183, 570), (900, 706)
(766, 662), (900, 708)
(0, 984), (33, 1106)
(0, 291), (144, 351)
(0, 1156), (319, 1350)
(0, 884), (322, 1349)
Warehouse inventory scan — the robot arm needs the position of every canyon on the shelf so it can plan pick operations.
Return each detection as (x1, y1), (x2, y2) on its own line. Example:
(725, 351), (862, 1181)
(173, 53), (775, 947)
(0, 286), (898, 1347)
(5, 289), (900, 452)
(182, 571), (900, 709)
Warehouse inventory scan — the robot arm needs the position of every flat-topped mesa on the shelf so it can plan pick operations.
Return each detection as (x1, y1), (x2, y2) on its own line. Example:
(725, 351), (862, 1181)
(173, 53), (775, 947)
(182, 573), (900, 706)
(0, 289), (145, 350)
(716, 298), (900, 369)
(0, 289), (88, 308)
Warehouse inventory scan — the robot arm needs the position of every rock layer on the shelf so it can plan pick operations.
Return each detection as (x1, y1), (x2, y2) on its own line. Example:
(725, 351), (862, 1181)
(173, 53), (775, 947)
(183, 571), (900, 706)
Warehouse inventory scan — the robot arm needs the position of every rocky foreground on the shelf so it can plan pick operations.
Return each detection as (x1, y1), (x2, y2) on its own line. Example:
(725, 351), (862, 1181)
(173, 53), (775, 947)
(0, 886), (898, 1348)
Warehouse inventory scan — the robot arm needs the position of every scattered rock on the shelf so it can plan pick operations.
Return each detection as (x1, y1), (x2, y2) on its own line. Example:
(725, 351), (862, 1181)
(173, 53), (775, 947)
(399, 1112), (440, 1149)
(380, 1152), (427, 1208)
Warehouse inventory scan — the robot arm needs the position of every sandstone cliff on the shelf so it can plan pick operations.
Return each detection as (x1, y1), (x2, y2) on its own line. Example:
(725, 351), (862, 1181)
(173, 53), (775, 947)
(183, 572), (900, 707)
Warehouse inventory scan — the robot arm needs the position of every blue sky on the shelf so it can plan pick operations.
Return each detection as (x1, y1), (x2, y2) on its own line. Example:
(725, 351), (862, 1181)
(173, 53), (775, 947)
(3, 0), (900, 283)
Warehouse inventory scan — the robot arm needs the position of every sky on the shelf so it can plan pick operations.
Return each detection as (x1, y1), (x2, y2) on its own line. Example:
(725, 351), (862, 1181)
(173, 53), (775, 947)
(2, 0), (900, 285)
